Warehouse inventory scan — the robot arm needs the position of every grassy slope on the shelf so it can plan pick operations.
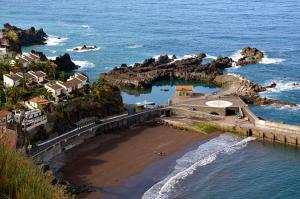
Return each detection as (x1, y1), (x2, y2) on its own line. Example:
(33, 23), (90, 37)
(0, 143), (67, 199)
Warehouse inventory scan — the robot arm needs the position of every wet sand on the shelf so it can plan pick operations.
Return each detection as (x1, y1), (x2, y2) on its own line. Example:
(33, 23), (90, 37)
(58, 123), (218, 198)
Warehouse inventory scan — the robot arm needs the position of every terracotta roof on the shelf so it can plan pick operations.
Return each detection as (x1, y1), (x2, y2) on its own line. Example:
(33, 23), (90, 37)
(175, 85), (193, 91)
(29, 97), (49, 104)
(0, 110), (12, 117)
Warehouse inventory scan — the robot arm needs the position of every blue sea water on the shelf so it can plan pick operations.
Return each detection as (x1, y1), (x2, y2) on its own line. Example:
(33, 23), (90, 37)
(1, 0), (299, 124)
(1, 0), (300, 198)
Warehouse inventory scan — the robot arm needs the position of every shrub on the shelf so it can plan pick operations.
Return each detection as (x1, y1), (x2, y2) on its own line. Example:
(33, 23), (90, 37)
(0, 143), (67, 199)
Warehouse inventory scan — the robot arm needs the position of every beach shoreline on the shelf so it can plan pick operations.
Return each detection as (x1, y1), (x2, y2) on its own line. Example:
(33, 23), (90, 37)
(53, 123), (220, 198)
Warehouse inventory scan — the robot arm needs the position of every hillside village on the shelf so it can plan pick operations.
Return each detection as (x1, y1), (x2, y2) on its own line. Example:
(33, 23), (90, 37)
(0, 24), (123, 150)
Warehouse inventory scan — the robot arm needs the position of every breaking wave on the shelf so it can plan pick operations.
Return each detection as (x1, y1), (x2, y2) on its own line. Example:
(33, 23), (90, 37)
(127, 44), (143, 49)
(230, 50), (243, 62)
(73, 60), (95, 71)
(259, 56), (285, 64)
(230, 50), (284, 67)
(142, 134), (255, 199)
(46, 35), (68, 46)
(262, 79), (300, 93)
(81, 24), (92, 30)
(47, 56), (57, 60)
(205, 54), (217, 59)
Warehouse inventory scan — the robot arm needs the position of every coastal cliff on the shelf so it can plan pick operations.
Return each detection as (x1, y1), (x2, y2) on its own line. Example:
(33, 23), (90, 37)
(1, 23), (48, 53)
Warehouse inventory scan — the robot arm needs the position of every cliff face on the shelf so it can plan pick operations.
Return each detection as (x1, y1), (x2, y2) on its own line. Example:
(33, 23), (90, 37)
(2, 23), (48, 53)
(102, 54), (233, 88)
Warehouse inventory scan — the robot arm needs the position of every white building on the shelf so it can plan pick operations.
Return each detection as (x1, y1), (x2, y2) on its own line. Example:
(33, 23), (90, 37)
(3, 73), (22, 87)
(15, 53), (40, 68)
(3, 71), (47, 87)
(44, 73), (88, 99)
(44, 83), (64, 98)
(13, 109), (47, 131)
(56, 81), (72, 95)
(28, 97), (50, 109)
(0, 35), (12, 59)
(27, 71), (47, 83)
(68, 73), (88, 85)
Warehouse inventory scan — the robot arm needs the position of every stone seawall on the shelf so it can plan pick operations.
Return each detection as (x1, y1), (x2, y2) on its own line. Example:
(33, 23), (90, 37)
(32, 109), (169, 164)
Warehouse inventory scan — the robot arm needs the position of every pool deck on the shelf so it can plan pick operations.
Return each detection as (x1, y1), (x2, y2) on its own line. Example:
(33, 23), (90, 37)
(169, 92), (300, 147)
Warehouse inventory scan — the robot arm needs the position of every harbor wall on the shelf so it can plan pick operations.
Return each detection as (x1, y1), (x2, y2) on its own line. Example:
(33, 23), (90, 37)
(32, 109), (167, 164)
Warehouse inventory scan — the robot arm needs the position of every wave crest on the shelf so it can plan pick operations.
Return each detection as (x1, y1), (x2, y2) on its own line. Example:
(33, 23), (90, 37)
(142, 134), (255, 199)
(46, 35), (68, 46)
(127, 44), (143, 49)
(73, 60), (95, 71)
(263, 79), (300, 93)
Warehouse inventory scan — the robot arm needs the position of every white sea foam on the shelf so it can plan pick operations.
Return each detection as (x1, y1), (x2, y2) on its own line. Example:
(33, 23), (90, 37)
(259, 56), (285, 64)
(205, 54), (217, 60)
(67, 46), (101, 53)
(230, 50), (243, 62)
(260, 103), (300, 111)
(153, 54), (174, 60)
(82, 24), (91, 29)
(262, 79), (300, 93)
(230, 50), (284, 67)
(142, 134), (255, 199)
(50, 50), (57, 54)
(46, 35), (68, 46)
(127, 44), (143, 49)
(47, 56), (57, 60)
(73, 60), (95, 71)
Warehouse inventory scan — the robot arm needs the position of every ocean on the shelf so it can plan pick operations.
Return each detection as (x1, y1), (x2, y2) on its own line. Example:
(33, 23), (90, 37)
(1, 0), (300, 198)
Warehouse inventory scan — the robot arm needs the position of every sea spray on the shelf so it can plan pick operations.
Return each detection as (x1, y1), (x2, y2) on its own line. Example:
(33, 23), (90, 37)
(142, 134), (256, 199)
(73, 60), (95, 71)
(46, 35), (68, 46)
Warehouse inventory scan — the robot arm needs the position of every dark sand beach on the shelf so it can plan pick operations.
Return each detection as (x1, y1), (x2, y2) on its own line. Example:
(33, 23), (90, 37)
(57, 124), (219, 198)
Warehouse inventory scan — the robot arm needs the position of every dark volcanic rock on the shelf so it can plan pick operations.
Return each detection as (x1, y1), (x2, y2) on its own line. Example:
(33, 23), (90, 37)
(235, 47), (264, 66)
(52, 53), (79, 72)
(31, 50), (47, 61)
(2, 23), (48, 53)
(102, 53), (235, 88)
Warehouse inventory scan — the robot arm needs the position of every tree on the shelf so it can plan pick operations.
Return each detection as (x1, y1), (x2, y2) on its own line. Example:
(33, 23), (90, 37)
(0, 89), (6, 106)
(6, 86), (21, 104)
(58, 71), (66, 81)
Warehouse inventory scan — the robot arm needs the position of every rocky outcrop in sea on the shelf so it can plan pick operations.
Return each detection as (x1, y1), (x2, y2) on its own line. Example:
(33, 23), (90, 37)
(235, 47), (264, 66)
(102, 47), (297, 107)
(102, 53), (232, 88)
(51, 53), (79, 72)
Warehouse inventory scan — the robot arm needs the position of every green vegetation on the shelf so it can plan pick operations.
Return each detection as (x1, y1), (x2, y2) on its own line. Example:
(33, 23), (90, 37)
(4, 30), (18, 42)
(191, 121), (219, 133)
(52, 78), (124, 133)
(0, 143), (67, 199)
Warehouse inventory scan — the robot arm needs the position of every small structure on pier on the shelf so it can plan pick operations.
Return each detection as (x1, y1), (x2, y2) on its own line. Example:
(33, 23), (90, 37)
(175, 85), (193, 97)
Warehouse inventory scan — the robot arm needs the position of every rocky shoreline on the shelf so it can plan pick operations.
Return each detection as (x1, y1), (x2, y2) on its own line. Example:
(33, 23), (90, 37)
(1, 23), (47, 53)
(102, 47), (297, 107)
